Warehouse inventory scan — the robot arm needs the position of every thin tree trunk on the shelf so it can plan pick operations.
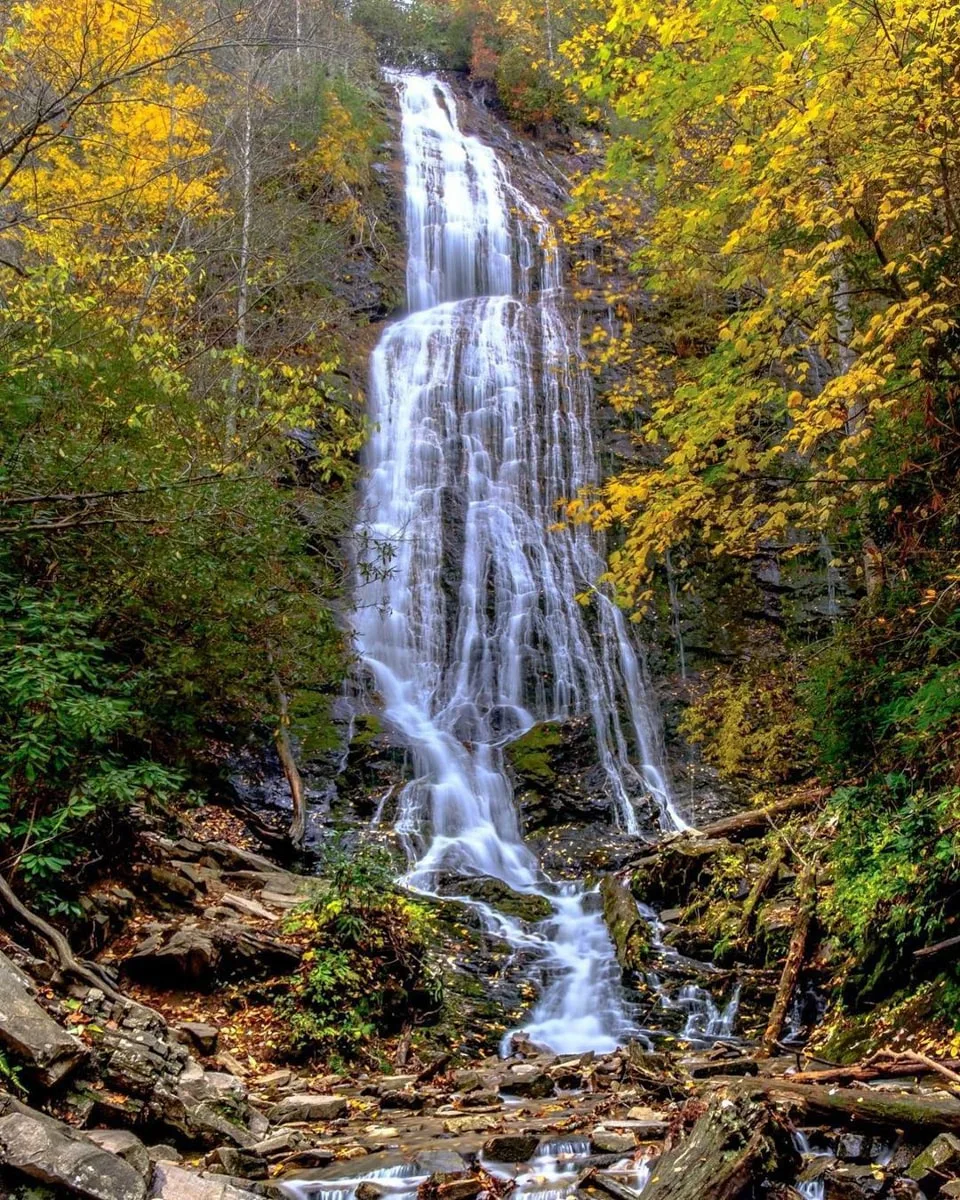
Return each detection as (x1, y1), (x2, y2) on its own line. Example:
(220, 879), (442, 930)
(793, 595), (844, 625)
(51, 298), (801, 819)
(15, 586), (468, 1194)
(226, 65), (254, 454)
(271, 667), (306, 848)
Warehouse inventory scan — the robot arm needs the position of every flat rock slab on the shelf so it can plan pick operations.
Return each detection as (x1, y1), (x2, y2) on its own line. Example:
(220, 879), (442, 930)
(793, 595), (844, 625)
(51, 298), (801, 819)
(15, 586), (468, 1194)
(0, 1111), (146, 1200)
(0, 951), (87, 1085)
(267, 1094), (348, 1123)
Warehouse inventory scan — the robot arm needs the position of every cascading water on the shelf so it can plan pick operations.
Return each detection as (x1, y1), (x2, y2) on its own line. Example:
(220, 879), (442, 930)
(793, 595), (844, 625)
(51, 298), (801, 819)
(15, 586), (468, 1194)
(352, 73), (687, 1054)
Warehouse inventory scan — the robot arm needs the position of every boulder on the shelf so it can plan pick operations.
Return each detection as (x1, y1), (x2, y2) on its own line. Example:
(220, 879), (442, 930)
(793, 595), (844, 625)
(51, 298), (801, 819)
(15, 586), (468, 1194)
(0, 1111), (147, 1200)
(149, 1162), (263, 1200)
(444, 877), (552, 923)
(631, 839), (734, 909)
(499, 1068), (555, 1099)
(266, 1094), (348, 1124)
(125, 930), (218, 987)
(211, 1147), (267, 1180)
(907, 1134), (960, 1191)
(125, 925), (299, 989)
(482, 1134), (539, 1162)
(0, 949), (87, 1085)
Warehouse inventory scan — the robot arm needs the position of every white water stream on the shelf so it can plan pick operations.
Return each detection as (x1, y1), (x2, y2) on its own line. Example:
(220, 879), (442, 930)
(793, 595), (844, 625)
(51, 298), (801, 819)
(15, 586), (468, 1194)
(352, 74), (690, 1054)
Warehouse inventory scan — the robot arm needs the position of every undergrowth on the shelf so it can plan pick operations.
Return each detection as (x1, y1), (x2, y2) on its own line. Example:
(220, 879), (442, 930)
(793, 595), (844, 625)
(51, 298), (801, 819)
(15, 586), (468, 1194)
(279, 841), (443, 1066)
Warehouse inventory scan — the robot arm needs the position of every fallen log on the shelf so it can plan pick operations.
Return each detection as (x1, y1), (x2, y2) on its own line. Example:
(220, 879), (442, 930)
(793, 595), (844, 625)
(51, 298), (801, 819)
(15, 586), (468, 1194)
(761, 865), (816, 1055)
(721, 1077), (960, 1135)
(695, 792), (827, 843)
(629, 1088), (797, 1200)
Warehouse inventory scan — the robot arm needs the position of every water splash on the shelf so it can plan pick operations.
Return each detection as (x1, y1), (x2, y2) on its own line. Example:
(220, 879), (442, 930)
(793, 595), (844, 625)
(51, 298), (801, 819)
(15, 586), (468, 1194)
(352, 73), (684, 1053)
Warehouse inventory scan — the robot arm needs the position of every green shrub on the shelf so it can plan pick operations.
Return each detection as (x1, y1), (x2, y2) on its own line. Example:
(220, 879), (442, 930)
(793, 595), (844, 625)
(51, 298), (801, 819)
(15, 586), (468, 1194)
(280, 842), (443, 1064)
(0, 578), (182, 907)
(679, 660), (814, 786)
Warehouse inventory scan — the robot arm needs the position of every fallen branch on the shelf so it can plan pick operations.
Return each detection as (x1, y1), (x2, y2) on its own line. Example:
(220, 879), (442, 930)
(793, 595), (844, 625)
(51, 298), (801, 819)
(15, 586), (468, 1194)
(695, 791), (827, 843)
(580, 1168), (646, 1200)
(915, 934), (960, 961)
(740, 842), (786, 938)
(787, 1052), (960, 1088)
(0, 869), (132, 1006)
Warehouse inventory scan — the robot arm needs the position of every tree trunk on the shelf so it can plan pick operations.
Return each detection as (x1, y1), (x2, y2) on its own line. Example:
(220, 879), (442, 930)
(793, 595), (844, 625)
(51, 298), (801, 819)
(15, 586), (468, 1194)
(272, 670), (306, 849)
(761, 865), (816, 1055)
(634, 1088), (797, 1200)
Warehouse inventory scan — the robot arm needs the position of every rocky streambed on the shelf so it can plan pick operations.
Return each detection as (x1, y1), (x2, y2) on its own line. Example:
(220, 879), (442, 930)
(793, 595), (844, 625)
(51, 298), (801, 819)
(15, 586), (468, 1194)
(2, 800), (960, 1200)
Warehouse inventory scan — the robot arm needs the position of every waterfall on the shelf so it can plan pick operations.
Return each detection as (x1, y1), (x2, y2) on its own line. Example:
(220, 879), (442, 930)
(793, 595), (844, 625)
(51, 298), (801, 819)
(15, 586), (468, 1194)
(352, 73), (684, 1054)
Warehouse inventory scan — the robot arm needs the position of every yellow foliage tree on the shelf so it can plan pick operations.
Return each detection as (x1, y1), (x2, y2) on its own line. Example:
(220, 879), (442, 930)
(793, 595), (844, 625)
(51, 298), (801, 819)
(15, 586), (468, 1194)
(561, 0), (960, 605)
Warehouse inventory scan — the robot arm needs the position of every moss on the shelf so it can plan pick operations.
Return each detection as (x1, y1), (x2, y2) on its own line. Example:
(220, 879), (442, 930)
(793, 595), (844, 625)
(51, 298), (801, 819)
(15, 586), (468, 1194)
(454, 876), (553, 923)
(350, 714), (384, 747)
(505, 722), (564, 787)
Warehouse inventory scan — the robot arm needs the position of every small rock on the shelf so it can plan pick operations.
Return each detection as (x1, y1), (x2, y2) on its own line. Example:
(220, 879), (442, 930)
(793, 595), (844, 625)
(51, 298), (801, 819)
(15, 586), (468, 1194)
(483, 1134), (539, 1163)
(591, 1130), (637, 1154)
(377, 1074), (418, 1092)
(220, 893), (276, 921)
(255, 1069), (292, 1091)
(380, 1090), (424, 1110)
(267, 1094), (348, 1124)
(823, 1163), (886, 1199)
(457, 1089), (501, 1109)
(443, 1115), (495, 1134)
(251, 1131), (303, 1155)
(178, 1022), (220, 1055)
(356, 1184), (388, 1200)
(148, 1145), (183, 1164)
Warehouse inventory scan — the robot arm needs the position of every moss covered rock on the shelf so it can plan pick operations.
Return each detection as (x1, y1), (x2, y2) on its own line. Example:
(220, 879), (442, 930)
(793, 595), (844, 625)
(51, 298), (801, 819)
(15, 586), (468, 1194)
(600, 875), (651, 976)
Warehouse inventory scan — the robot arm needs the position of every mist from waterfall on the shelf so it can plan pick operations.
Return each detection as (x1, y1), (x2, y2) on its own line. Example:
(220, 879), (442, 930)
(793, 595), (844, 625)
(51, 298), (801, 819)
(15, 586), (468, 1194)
(352, 73), (686, 1053)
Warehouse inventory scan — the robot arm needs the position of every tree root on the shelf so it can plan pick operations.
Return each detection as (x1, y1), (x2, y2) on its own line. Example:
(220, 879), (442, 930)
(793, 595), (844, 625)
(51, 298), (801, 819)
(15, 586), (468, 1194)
(0, 868), (153, 1014)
